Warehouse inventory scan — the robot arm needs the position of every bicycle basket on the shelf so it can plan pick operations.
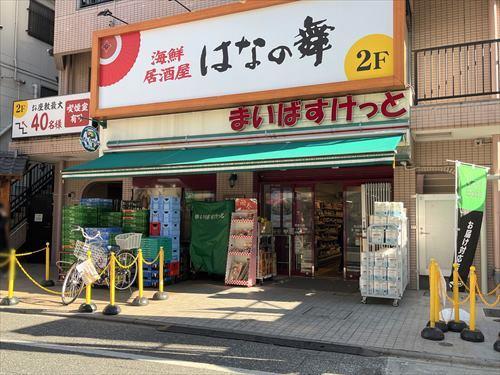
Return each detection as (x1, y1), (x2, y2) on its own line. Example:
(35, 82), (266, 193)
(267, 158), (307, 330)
(115, 233), (142, 250)
(73, 240), (108, 269)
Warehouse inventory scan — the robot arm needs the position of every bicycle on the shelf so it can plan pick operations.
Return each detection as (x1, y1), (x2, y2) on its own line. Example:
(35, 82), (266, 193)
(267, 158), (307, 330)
(61, 227), (139, 305)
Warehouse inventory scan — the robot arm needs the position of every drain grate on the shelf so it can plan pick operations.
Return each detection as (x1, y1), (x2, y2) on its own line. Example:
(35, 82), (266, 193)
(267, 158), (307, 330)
(303, 307), (353, 319)
(439, 342), (453, 347)
(484, 308), (500, 318)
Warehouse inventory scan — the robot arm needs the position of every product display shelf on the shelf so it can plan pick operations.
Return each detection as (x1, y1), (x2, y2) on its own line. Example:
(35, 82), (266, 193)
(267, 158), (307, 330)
(361, 215), (408, 307)
(225, 211), (258, 287)
(315, 201), (343, 266)
(256, 233), (275, 284)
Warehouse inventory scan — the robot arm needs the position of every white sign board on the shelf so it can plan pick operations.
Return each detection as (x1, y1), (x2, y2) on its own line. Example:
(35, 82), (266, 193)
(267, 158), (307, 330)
(93, 0), (402, 118)
(12, 93), (91, 139)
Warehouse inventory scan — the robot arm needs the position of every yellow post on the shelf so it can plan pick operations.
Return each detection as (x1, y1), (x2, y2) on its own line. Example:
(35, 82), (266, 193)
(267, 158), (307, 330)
(1, 249), (19, 305)
(86, 250), (92, 304)
(434, 263), (441, 323)
(153, 246), (168, 301)
(453, 263), (460, 321)
(132, 248), (148, 306)
(41, 242), (55, 287)
(45, 242), (50, 281)
(138, 249), (144, 299)
(159, 247), (164, 294)
(103, 251), (120, 315)
(460, 265), (484, 341)
(422, 258), (444, 340)
(469, 266), (476, 331)
(78, 250), (97, 313)
(110, 252), (116, 306)
(429, 259), (435, 328)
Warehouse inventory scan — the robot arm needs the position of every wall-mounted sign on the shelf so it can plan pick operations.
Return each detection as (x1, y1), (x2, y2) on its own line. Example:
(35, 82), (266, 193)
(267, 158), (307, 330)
(91, 0), (405, 119)
(80, 126), (100, 152)
(229, 91), (409, 131)
(12, 93), (91, 139)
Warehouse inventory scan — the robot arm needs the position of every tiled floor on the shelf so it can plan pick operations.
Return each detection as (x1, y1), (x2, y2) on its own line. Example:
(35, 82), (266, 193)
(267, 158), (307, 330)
(1, 265), (499, 363)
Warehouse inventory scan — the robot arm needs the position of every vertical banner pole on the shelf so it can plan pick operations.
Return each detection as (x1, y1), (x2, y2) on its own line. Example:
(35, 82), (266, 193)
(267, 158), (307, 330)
(454, 161), (459, 264)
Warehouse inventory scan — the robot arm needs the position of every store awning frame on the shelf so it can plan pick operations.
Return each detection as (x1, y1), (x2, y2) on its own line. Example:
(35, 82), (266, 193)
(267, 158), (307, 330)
(63, 135), (404, 179)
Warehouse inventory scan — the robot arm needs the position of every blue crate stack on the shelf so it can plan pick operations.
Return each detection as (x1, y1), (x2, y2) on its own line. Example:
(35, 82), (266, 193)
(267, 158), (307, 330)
(84, 227), (122, 251)
(150, 196), (181, 262)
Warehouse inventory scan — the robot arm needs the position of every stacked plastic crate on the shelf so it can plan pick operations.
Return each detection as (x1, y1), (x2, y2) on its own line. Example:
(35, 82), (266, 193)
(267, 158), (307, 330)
(140, 237), (173, 287)
(98, 211), (122, 228)
(160, 196), (181, 275)
(122, 209), (149, 235)
(149, 196), (181, 281)
(60, 206), (98, 278)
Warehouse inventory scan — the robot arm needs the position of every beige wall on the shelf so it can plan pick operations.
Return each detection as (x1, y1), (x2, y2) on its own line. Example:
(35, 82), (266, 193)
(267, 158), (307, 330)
(405, 139), (495, 289)
(54, 0), (235, 56)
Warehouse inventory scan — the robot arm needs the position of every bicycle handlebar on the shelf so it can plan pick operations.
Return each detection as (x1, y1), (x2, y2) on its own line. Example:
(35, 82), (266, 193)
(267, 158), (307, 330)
(71, 226), (104, 241)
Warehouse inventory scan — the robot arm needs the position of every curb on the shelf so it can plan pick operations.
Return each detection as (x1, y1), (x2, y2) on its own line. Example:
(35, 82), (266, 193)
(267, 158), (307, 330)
(2, 306), (500, 369)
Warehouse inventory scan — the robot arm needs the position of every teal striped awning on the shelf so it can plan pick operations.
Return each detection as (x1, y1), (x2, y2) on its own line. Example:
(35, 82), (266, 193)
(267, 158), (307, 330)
(62, 135), (403, 179)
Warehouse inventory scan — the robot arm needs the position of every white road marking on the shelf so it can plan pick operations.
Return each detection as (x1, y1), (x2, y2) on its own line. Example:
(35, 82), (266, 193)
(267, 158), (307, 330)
(1, 339), (277, 375)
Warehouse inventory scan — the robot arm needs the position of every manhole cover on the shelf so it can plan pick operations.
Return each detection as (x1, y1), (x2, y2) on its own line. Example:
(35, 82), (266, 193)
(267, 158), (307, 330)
(439, 342), (453, 347)
(484, 308), (500, 318)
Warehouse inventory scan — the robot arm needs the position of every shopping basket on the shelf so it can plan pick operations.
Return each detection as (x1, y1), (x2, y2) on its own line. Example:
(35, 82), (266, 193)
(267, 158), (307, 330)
(115, 233), (142, 251)
(73, 240), (108, 269)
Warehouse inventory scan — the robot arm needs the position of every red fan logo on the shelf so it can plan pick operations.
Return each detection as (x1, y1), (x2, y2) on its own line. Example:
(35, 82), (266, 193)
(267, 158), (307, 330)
(99, 31), (141, 87)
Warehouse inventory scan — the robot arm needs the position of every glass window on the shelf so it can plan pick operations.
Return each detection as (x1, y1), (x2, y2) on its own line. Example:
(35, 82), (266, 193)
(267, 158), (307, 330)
(40, 86), (57, 98)
(80, 0), (114, 8)
(27, 1), (54, 45)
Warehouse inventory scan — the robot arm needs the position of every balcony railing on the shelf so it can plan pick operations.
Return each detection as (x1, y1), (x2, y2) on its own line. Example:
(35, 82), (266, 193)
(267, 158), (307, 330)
(414, 39), (500, 103)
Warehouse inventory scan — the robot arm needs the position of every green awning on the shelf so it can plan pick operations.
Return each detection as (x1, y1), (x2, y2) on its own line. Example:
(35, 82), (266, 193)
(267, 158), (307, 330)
(63, 135), (402, 179)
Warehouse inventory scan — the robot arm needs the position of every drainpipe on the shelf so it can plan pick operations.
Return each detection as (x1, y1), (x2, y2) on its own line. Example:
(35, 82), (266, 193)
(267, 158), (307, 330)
(493, 135), (500, 284)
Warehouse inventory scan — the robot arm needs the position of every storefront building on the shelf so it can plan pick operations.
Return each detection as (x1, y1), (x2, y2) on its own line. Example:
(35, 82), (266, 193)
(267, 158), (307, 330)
(9, 0), (500, 291)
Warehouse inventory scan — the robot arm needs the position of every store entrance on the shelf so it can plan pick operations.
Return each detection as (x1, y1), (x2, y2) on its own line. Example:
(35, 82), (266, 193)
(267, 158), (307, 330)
(314, 183), (344, 277)
(262, 182), (346, 277)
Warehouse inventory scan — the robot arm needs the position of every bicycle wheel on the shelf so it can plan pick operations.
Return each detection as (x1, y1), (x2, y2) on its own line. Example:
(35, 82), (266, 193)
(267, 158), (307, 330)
(61, 263), (84, 305)
(115, 251), (138, 290)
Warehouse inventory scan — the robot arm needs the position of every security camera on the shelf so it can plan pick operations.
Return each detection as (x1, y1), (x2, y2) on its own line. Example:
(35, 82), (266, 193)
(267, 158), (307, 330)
(46, 48), (54, 56)
(474, 138), (484, 146)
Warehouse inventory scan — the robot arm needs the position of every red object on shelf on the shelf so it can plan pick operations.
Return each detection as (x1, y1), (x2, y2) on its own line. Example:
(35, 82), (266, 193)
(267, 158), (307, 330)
(235, 198), (258, 211)
(170, 261), (180, 276)
(149, 222), (161, 236)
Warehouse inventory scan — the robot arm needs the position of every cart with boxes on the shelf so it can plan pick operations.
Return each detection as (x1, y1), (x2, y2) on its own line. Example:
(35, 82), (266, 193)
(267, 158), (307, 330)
(360, 201), (409, 307)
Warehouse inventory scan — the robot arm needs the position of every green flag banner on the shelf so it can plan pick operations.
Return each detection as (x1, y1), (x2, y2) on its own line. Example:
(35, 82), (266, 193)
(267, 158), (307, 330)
(453, 163), (488, 283)
(190, 201), (234, 275)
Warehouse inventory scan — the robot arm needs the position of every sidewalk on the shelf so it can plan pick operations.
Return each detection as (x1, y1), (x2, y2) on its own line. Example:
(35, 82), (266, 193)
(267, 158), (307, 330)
(1, 264), (499, 367)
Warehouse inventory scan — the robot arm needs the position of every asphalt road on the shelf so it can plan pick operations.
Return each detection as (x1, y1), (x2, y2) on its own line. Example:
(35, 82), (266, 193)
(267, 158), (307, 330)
(0, 311), (497, 375)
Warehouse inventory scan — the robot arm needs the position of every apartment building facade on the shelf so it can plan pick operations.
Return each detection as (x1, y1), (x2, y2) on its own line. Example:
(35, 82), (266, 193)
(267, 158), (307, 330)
(0, 0), (58, 150)
(9, 0), (499, 290)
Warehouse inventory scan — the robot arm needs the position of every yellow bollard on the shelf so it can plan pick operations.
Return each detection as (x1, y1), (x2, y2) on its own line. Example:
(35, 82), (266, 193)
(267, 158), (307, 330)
(78, 250), (97, 313)
(103, 252), (120, 315)
(461, 266), (484, 342)
(447, 263), (467, 332)
(132, 249), (148, 306)
(429, 260), (436, 328)
(433, 262), (448, 332)
(469, 267), (477, 331)
(153, 246), (168, 300)
(421, 259), (444, 340)
(1, 249), (19, 305)
(41, 242), (55, 287)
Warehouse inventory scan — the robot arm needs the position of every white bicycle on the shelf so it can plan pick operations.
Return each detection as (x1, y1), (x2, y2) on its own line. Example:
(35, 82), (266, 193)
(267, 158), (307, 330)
(61, 227), (139, 305)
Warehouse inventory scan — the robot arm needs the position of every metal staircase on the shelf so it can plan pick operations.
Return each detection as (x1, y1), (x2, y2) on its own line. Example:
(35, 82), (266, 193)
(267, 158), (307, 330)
(9, 163), (54, 247)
